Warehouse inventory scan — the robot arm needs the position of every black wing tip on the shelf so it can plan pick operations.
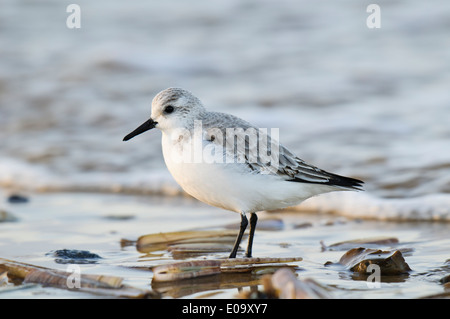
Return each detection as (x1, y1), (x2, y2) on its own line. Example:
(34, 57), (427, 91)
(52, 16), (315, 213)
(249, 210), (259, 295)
(336, 176), (364, 191)
(288, 174), (364, 191)
(324, 172), (364, 190)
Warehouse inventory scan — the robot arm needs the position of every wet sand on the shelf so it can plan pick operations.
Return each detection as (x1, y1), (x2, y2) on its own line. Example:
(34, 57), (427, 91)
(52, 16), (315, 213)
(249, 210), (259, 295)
(1, 191), (448, 299)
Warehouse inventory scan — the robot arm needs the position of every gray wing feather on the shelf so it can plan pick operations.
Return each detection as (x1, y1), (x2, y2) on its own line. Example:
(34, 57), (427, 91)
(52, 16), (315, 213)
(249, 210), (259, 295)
(200, 112), (363, 190)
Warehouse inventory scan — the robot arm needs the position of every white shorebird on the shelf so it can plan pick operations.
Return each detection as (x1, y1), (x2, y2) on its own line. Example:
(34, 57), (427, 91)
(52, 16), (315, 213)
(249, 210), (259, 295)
(123, 88), (363, 258)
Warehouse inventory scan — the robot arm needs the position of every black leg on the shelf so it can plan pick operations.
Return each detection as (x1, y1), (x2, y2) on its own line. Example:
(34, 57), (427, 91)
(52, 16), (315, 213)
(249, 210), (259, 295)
(229, 213), (248, 258)
(246, 213), (257, 257)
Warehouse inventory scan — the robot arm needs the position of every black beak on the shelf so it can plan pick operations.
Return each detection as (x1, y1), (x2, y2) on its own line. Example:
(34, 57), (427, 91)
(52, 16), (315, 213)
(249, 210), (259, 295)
(123, 118), (157, 141)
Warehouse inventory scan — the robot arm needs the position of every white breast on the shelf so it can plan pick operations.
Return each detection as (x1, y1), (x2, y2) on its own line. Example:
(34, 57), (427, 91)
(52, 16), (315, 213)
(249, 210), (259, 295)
(161, 132), (337, 213)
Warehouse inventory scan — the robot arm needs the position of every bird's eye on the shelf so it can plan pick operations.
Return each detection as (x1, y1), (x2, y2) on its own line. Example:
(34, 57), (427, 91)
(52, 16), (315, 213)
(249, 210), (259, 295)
(164, 106), (174, 114)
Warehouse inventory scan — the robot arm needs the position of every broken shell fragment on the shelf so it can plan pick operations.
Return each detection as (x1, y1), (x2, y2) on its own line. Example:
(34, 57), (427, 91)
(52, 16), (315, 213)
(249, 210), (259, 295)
(262, 268), (332, 299)
(152, 260), (221, 282)
(0, 258), (157, 298)
(339, 248), (411, 275)
(136, 230), (238, 253)
(151, 257), (303, 282)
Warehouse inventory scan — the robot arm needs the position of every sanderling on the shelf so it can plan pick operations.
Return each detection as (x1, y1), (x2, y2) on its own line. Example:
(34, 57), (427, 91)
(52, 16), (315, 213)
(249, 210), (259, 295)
(123, 88), (363, 258)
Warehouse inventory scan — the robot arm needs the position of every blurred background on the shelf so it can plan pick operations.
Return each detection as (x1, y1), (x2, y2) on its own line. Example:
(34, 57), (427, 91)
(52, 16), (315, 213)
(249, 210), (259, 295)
(1, 0), (449, 200)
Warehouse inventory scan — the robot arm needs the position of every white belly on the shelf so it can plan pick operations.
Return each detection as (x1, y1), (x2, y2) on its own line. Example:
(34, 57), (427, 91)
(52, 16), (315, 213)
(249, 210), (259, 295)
(161, 133), (337, 213)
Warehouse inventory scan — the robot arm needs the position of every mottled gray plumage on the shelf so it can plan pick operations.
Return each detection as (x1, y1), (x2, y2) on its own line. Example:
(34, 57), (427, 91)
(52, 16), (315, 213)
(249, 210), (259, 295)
(153, 87), (205, 119)
(191, 104), (363, 190)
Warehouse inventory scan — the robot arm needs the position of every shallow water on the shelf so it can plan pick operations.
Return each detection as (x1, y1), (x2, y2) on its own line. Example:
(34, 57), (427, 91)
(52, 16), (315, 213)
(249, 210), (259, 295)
(0, 1), (449, 299)
(1, 192), (448, 299)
